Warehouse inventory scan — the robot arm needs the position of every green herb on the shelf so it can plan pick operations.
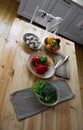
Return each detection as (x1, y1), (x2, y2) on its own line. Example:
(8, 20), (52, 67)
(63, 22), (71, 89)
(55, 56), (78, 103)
(32, 80), (47, 94)
(32, 80), (58, 103)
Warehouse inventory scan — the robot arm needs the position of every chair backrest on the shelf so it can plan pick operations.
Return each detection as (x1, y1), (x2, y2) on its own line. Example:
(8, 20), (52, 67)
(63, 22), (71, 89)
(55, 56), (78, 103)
(30, 6), (47, 27)
(30, 6), (63, 33)
(46, 15), (63, 33)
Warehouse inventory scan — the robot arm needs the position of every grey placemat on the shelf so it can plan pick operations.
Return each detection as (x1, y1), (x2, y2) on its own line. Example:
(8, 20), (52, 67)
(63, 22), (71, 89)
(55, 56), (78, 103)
(10, 79), (74, 120)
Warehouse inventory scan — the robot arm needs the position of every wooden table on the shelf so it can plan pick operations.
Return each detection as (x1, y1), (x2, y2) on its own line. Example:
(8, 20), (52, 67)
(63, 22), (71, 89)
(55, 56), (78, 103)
(0, 18), (83, 130)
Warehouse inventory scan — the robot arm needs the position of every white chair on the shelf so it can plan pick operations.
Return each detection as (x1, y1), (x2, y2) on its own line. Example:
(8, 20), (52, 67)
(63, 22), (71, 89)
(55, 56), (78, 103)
(46, 14), (63, 33)
(30, 6), (47, 27)
(30, 6), (63, 33)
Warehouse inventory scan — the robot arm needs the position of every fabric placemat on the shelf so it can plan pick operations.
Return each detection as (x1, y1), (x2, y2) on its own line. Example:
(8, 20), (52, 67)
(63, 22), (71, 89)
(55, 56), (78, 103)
(10, 78), (74, 120)
(53, 54), (70, 79)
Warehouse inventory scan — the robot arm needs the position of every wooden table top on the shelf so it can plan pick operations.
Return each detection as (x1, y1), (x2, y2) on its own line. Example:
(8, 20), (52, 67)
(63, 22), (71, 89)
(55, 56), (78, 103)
(0, 18), (83, 130)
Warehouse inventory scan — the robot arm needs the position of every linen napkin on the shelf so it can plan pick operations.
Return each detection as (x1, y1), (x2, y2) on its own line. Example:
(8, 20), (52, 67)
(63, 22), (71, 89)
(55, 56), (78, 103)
(10, 78), (74, 120)
(54, 54), (70, 79)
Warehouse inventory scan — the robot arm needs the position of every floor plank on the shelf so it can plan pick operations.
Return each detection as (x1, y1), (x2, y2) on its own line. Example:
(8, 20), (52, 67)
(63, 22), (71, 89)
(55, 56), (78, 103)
(75, 43), (83, 109)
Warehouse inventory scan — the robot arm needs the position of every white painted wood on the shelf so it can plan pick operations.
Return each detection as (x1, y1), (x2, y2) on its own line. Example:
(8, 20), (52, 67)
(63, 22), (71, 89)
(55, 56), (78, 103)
(57, 4), (83, 45)
(17, 0), (72, 22)
(17, 0), (48, 20)
(72, 0), (83, 7)
(51, 0), (72, 18)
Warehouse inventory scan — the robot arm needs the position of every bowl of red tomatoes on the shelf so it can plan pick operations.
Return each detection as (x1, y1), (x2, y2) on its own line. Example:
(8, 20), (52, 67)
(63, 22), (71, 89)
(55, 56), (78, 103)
(28, 51), (55, 79)
(44, 36), (61, 53)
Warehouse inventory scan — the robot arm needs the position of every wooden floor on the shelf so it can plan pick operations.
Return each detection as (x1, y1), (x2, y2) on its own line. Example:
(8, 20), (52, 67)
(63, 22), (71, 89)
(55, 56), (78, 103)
(0, 0), (83, 112)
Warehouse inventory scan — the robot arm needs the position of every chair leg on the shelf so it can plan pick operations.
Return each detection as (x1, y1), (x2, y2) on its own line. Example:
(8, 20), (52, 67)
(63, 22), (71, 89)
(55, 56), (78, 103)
(30, 6), (39, 24)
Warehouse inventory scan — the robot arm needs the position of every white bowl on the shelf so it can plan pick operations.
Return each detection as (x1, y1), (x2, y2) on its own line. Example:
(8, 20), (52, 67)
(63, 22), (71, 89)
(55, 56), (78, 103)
(27, 51), (55, 79)
(36, 82), (60, 106)
(23, 33), (42, 50)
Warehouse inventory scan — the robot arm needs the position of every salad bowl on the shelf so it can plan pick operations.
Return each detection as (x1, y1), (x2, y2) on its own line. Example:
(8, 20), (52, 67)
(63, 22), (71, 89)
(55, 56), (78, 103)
(32, 80), (60, 106)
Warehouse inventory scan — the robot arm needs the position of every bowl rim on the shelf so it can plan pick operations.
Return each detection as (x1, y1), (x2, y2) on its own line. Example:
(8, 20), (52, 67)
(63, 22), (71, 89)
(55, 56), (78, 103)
(36, 81), (60, 106)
